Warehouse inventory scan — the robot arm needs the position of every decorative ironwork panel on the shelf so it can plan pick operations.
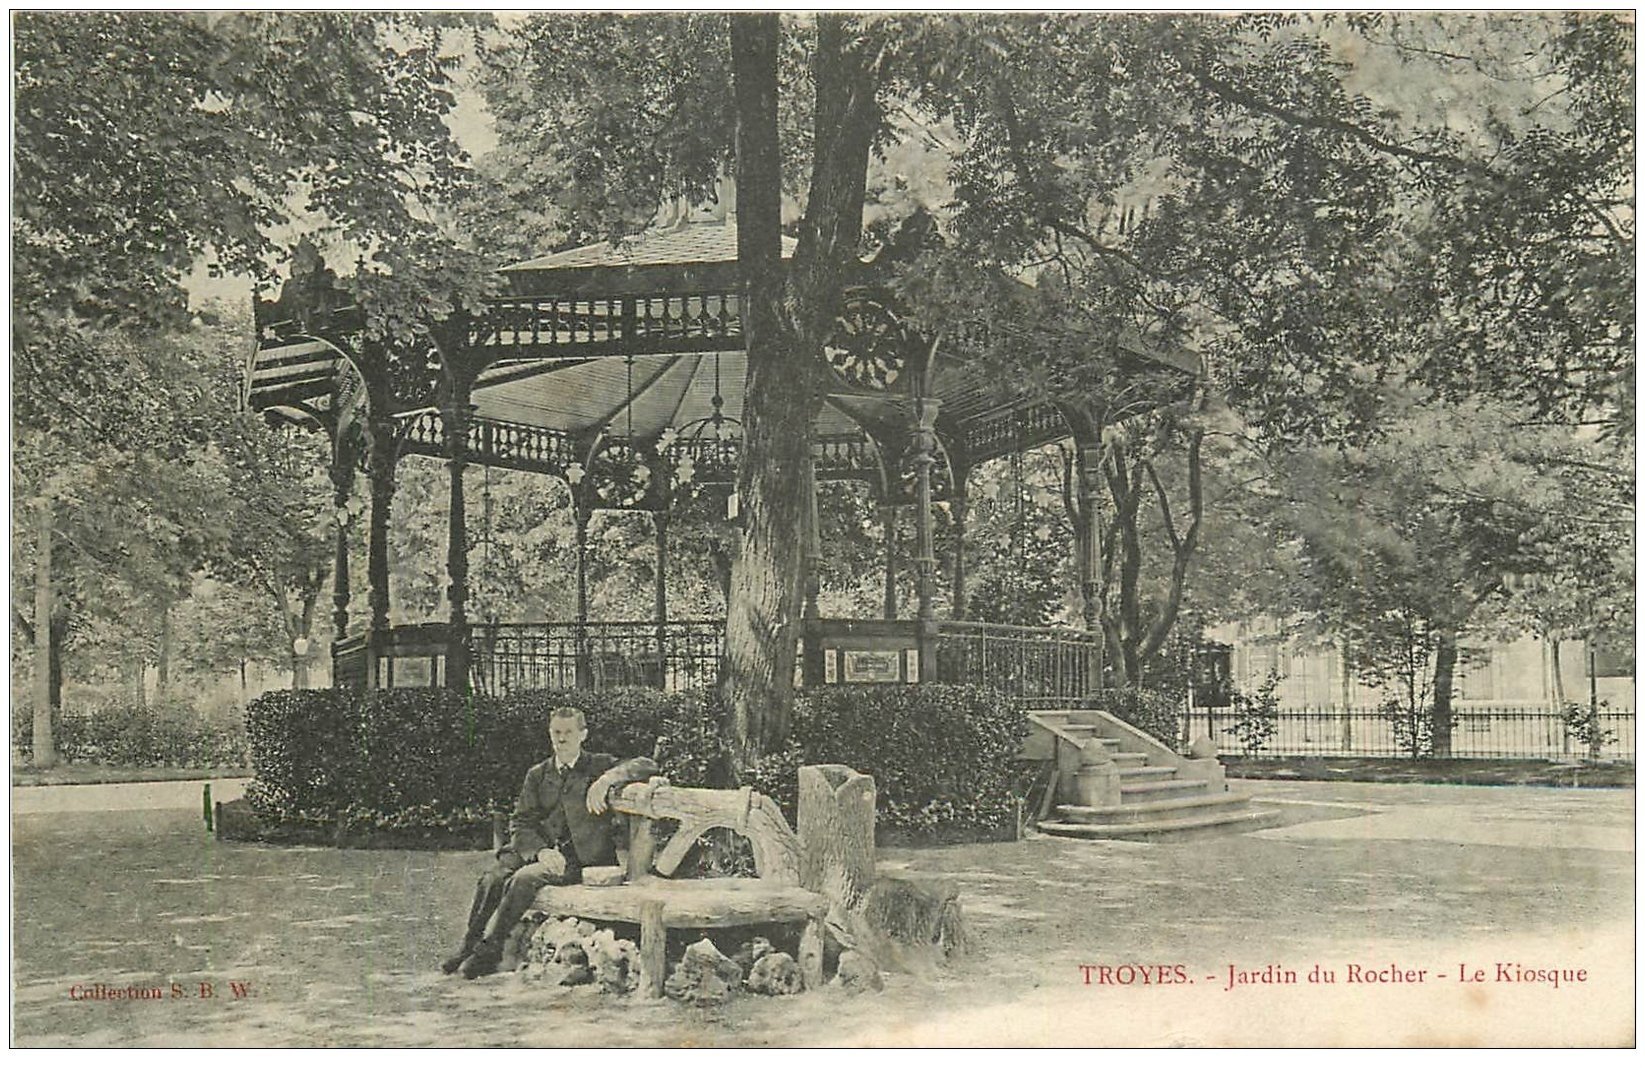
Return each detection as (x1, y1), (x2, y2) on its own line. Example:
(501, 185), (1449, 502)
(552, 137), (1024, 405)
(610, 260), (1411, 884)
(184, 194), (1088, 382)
(584, 437), (660, 509)
(469, 619), (724, 697)
(823, 291), (911, 392)
(813, 436), (878, 482)
(388, 342), (443, 412)
(934, 620), (1100, 705)
(395, 412), (578, 476)
(962, 401), (1073, 463)
(473, 291), (742, 358)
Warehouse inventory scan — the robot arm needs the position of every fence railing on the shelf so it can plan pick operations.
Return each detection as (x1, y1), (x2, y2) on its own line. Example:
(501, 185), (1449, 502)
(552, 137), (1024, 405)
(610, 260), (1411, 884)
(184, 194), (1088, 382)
(933, 620), (1101, 707)
(469, 619), (724, 697)
(1184, 704), (1636, 762)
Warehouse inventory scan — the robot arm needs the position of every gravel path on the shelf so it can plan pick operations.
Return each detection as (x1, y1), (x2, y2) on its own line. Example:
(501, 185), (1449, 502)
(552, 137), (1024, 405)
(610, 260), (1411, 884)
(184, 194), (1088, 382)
(11, 780), (1633, 1047)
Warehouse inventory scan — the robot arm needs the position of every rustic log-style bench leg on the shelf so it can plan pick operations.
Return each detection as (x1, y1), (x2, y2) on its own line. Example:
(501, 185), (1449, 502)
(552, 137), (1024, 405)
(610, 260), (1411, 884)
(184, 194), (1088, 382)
(799, 909), (825, 991)
(639, 899), (667, 998)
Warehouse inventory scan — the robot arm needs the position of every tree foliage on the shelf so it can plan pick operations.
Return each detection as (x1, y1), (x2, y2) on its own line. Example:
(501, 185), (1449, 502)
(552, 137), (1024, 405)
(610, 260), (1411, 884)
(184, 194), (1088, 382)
(10, 12), (1631, 768)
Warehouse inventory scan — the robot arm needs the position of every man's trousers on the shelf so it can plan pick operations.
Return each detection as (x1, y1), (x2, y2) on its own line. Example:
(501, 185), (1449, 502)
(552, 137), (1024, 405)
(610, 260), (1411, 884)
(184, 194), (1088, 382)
(462, 853), (578, 952)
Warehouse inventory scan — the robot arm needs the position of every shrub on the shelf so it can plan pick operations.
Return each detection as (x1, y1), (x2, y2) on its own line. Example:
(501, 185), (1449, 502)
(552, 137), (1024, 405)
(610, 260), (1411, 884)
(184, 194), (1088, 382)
(491, 686), (732, 786)
(1223, 671), (1283, 757)
(1559, 701), (1617, 759)
(1381, 696), (1434, 758)
(13, 699), (248, 768)
(1093, 685), (1181, 745)
(785, 684), (1027, 836)
(241, 683), (1027, 843)
(244, 689), (363, 815)
(242, 686), (728, 833)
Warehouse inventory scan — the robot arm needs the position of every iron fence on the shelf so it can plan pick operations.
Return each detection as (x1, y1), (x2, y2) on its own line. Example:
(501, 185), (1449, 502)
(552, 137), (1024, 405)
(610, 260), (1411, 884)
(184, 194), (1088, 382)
(469, 619), (724, 697)
(1184, 704), (1636, 761)
(934, 620), (1101, 707)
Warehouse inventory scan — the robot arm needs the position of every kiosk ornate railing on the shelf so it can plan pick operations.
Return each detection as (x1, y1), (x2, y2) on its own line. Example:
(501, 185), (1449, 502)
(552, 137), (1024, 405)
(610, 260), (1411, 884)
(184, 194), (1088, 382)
(469, 619), (725, 696)
(933, 620), (1102, 707)
(335, 616), (1100, 706)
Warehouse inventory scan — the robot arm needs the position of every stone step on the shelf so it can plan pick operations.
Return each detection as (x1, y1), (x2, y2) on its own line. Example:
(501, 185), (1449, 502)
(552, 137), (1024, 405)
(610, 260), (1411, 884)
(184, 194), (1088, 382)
(1033, 710), (1107, 727)
(1120, 778), (1217, 800)
(1117, 765), (1177, 781)
(1054, 792), (1250, 825)
(1108, 751), (1149, 767)
(1038, 807), (1275, 840)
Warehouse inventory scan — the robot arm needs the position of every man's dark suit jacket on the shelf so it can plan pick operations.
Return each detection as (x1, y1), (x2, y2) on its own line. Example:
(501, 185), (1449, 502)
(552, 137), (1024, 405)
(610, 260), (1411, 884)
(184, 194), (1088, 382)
(505, 750), (658, 871)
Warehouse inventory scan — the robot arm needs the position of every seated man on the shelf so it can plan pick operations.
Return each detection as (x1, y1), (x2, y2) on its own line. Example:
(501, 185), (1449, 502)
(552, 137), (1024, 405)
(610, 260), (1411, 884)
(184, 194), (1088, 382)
(444, 705), (658, 979)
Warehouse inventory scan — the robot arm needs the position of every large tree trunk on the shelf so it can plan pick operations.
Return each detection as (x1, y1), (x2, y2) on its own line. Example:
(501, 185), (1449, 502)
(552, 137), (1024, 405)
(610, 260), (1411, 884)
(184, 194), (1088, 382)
(722, 14), (879, 766)
(47, 604), (68, 714)
(31, 497), (57, 768)
(1136, 430), (1204, 665)
(1339, 635), (1353, 750)
(156, 602), (172, 700)
(1430, 628), (1458, 758)
(1549, 634), (1567, 710)
(1104, 445), (1145, 685)
(723, 12), (806, 766)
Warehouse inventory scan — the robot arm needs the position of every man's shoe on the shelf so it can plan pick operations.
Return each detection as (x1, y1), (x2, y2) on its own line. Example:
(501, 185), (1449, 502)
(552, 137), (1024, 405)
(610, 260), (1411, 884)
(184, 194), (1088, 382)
(440, 947), (473, 975)
(458, 944), (501, 980)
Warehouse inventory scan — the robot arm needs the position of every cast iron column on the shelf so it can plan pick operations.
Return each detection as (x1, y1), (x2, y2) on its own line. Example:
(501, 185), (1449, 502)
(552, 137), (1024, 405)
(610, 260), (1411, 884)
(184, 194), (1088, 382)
(441, 398), (475, 690)
(948, 459), (969, 620)
(911, 398), (941, 682)
(653, 511), (669, 687)
(364, 407), (397, 688)
(328, 455), (353, 641)
(881, 503), (899, 619)
(804, 457), (822, 620)
(1077, 440), (1105, 691)
(574, 504), (592, 689)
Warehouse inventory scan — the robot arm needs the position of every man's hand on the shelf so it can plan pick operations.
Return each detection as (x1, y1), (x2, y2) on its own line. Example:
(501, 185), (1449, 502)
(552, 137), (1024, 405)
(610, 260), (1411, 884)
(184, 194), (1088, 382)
(535, 848), (568, 877)
(586, 771), (618, 814)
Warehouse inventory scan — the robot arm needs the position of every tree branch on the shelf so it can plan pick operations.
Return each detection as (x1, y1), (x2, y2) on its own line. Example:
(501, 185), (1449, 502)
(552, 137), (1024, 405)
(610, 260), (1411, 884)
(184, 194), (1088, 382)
(1143, 459), (1181, 551)
(1192, 66), (1469, 173)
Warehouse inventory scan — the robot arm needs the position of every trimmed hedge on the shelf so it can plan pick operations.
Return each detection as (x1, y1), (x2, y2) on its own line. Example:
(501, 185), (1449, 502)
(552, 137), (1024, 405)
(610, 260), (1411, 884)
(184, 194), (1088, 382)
(242, 683), (1028, 842)
(12, 700), (249, 768)
(243, 687), (728, 836)
(1093, 686), (1182, 746)
(777, 684), (1028, 836)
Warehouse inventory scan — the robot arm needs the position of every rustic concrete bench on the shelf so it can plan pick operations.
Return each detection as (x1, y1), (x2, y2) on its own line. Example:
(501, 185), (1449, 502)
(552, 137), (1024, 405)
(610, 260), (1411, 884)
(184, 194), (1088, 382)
(528, 776), (830, 997)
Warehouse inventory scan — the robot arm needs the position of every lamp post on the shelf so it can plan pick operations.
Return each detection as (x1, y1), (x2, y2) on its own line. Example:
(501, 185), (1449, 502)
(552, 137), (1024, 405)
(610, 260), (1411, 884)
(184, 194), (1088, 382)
(291, 635), (311, 690)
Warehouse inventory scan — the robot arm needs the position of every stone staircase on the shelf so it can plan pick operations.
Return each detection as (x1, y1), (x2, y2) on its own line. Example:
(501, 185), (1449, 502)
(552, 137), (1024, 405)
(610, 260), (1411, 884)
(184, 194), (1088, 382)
(1023, 709), (1275, 839)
